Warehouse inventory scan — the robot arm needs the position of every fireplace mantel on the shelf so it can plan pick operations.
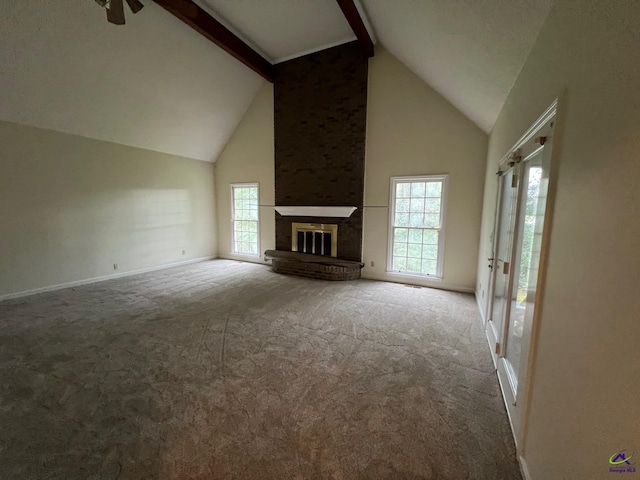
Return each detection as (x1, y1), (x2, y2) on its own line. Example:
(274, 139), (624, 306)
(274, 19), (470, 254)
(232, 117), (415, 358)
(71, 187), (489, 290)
(274, 206), (357, 218)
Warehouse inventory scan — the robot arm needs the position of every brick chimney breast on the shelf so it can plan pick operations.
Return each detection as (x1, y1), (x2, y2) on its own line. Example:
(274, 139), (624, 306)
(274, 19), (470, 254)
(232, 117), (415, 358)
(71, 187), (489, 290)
(274, 42), (368, 262)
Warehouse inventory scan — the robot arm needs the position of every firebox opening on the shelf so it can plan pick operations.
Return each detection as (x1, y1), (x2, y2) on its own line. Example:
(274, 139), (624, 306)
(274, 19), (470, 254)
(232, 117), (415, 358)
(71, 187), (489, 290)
(292, 223), (337, 257)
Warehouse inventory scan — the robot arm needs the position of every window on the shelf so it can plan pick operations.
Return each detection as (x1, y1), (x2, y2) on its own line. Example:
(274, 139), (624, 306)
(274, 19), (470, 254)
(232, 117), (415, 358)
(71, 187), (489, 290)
(388, 175), (447, 278)
(231, 183), (259, 256)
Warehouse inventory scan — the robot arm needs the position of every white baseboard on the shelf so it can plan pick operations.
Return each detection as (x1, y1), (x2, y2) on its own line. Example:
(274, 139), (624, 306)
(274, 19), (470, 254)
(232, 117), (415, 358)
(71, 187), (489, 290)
(218, 253), (270, 265)
(0, 256), (216, 302)
(475, 290), (486, 323)
(519, 456), (532, 480)
(361, 272), (474, 294)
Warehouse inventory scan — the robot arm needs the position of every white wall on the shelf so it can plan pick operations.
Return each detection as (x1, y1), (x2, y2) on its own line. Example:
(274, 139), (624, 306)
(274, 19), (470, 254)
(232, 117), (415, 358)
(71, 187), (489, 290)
(211, 49), (488, 290)
(476, 2), (640, 478)
(0, 121), (216, 298)
(214, 83), (275, 263)
(0, 0), (262, 161)
(362, 48), (488, 292)
(361, 0), (552, 132)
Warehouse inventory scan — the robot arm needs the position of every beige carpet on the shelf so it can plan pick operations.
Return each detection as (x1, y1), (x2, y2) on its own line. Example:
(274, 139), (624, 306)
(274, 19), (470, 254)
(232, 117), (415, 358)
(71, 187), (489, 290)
(0, 260), (521, 479)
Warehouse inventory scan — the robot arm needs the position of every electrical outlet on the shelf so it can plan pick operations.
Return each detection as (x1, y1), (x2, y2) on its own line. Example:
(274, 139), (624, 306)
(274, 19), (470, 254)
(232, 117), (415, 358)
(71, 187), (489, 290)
(370, 261), (375, 267)
(182, 249), (186, 255)
(113, 263), (119, 270)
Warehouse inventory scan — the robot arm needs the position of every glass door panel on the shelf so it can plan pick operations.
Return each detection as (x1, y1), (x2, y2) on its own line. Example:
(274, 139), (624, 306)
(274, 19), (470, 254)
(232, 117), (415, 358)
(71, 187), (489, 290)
(489, 169), (518, 341)
(504, 152), (547, 387)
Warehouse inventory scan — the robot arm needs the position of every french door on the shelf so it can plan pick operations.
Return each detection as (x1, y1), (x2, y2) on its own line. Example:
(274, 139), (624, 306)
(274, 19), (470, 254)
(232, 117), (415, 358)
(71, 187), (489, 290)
(486, 105), (556, 444)
(487, 168), (517, 352)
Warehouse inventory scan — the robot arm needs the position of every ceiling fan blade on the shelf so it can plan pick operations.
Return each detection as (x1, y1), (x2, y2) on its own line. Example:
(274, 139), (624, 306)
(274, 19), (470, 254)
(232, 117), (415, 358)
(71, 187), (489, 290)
(125, 0), (144, 14)
(106, 0), (126, 25)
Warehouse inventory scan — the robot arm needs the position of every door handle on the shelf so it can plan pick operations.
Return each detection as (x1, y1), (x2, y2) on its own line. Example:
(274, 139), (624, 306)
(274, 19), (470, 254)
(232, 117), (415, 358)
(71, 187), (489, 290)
(487, 257), (494, 269)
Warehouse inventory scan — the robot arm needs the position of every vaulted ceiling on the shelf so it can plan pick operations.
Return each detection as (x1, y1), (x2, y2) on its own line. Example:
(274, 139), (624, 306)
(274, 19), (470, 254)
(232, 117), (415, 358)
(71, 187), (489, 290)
(198, 0), (552, 132)
(197, 0), (357, 63)
(363, 0), (553, 132)
(0, 0), (553, 161)
(0, 0), (263, 162)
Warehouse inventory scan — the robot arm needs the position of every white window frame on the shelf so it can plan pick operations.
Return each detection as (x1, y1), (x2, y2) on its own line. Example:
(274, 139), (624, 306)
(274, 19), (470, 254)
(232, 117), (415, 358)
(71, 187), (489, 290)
(387, 175), (448, 279)
(231, 183), (260, 257)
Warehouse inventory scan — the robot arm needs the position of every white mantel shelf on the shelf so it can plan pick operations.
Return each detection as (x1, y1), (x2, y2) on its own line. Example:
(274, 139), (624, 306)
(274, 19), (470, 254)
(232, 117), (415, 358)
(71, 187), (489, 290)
(274, 206), (357, 218)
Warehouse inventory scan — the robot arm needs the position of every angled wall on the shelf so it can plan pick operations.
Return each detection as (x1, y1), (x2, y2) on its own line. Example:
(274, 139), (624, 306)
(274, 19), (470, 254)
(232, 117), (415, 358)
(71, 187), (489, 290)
(362, 48), (488, 291)
(213, 46), (488, 292)
(0, 0), (263, 161)
(214, 83), (275, 263)
(0, 121), (216, 298)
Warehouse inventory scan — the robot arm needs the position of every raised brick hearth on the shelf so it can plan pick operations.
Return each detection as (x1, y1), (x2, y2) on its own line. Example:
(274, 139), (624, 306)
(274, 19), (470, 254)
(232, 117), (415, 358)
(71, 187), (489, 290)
(265, 250), (363, 281)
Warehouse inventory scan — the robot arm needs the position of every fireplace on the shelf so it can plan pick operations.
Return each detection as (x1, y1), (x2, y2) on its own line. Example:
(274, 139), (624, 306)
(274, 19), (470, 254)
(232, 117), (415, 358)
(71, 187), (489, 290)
(274, 42), (367, 264)
(267, 42), (367, 280)
(265, 217), (361, 280)
(292, 223), (337, 257)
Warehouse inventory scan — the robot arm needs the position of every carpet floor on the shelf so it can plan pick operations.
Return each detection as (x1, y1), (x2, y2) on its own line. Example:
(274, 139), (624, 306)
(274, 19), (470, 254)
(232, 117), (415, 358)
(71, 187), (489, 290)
(0, 260), (521, 480)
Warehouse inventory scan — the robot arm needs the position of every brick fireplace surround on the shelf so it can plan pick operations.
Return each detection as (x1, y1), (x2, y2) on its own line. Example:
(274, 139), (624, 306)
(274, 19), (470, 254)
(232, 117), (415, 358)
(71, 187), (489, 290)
(272, 42), (368, 279)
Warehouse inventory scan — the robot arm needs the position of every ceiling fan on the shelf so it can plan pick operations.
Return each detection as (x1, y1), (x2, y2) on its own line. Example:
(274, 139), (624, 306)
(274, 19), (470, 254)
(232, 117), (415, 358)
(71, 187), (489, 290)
(95, 0), (144, 25)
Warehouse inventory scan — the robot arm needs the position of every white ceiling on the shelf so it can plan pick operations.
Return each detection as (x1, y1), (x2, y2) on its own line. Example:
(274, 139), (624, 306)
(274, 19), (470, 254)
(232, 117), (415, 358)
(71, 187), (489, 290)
(196, 0), (552, 132)
(198, 0), (356, 63)
(1, 0), (553, 162)
(0, 0), (264, 161)
(361, 0), (553, 132)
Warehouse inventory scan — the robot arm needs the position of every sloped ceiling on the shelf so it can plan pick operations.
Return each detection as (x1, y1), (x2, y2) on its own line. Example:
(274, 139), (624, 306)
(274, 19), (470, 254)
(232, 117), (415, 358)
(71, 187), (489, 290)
(194, 0), (552, 133)
(0, 0), (264, 161)
(1, 0), (553, 160)
(361, 0), (553, 132)
(198, 0), (355, 63)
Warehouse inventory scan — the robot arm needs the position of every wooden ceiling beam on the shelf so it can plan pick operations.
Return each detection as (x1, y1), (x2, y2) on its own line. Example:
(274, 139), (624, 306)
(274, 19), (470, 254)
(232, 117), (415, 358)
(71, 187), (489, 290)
(335, 0), (374, 57)
(154, 0), (274, 82)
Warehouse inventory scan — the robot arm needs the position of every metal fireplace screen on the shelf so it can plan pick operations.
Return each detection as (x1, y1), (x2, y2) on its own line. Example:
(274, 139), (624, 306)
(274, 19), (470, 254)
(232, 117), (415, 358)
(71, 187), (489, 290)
(291, 223), (337, 257)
